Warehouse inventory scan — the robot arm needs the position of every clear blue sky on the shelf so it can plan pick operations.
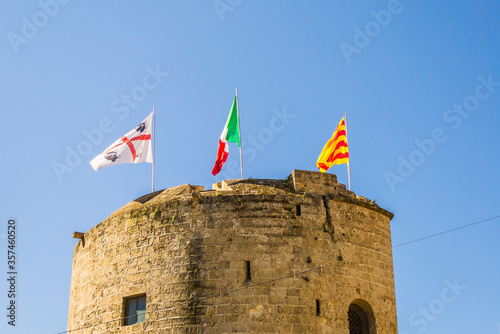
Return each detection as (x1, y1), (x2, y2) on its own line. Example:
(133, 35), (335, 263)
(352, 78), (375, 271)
(1, 1), (499, 333)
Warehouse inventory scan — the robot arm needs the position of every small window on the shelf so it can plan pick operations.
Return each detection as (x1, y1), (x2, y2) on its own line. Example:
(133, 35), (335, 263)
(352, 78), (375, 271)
(296, 205), (301, 216)
(124, 295), (146, 326)
(316, 299), (321, 316)
(245, 261), (252, 281)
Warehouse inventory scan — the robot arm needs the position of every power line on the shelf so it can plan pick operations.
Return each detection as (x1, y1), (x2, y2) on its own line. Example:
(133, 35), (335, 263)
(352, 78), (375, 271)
(57, 266), (322, 334)
(392, 215), (500, 248)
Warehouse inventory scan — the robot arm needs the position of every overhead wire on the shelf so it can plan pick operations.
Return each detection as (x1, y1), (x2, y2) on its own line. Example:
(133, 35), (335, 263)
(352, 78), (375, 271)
(392, 214), (500, 248)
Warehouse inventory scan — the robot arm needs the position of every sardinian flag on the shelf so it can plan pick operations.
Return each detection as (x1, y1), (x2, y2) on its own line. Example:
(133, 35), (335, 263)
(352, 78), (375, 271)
(90, 113), (153, 171)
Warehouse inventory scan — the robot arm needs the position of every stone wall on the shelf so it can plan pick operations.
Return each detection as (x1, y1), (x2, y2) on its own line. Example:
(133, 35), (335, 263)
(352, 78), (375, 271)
(68, 170), (397, 333)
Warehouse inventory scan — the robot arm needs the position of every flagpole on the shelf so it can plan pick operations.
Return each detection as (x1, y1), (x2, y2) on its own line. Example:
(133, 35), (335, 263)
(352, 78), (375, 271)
(344, 112), (351, 191)
(236, 88), (244, 179)
(152, 106), (156, 193)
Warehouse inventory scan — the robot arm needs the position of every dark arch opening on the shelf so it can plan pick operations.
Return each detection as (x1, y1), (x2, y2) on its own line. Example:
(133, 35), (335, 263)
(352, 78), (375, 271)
(348, 300), (376, 334)
(348, 304), (368, 334)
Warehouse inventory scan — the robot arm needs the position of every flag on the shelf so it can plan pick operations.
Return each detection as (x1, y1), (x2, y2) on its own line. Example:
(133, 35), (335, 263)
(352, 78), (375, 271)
(211, 95), (240, 176)
(90, 113), (153, 171)
(316, 116), (349, 172)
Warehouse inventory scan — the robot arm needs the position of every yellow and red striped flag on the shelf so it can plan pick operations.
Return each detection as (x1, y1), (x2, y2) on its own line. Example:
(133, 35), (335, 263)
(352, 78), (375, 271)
(316, 117), (349, 172)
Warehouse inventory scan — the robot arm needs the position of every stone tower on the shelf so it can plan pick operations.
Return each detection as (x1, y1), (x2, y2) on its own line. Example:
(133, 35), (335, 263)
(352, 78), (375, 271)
(68, 170), (397, 333)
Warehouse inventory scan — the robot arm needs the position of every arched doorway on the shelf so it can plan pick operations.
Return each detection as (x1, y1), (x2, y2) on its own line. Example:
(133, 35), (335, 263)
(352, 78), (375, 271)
(348, 300), (376, 334)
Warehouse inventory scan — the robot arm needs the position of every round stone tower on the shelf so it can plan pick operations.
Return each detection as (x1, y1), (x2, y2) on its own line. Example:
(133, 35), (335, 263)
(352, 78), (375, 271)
(68, 170), (397, 333)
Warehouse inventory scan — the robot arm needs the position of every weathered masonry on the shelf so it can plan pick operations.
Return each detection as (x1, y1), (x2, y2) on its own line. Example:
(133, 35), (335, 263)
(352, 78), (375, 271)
(68, 170), (398, 333)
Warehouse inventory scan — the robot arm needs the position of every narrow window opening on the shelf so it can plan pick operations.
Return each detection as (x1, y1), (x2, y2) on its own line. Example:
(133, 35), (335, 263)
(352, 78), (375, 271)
(123, 294), (146, 326)
(296, 205), (301, 216)
(245, 261), (252, 281)
(316, 299), (321, 316)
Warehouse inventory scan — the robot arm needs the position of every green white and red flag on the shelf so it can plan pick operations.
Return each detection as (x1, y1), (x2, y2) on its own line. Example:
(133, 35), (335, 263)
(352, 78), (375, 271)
(211, 95), (241, 176)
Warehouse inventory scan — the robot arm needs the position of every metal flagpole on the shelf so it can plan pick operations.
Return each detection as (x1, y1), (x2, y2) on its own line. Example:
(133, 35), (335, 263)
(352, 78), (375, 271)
(152, 106), (156, 193)
(236, 88), (244, 179)
(344, 112), (351, 191)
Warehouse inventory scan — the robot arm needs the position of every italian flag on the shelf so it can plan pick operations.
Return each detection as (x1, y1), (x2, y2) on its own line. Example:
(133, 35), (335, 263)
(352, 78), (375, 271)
(211, 95), (240, 176)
